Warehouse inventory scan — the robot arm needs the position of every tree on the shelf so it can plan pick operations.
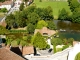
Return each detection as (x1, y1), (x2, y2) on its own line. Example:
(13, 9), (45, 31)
(19, 3), (24, 11)
(75, 52), (80, 60)
(0, 0), (5, 2)
(0, 26), (9, 34)
(42, 6), (54, 20)
(1, 8), (8, 13)
(31, 32), (48, 50)
(58, 8), (69, 21)
(47, 21), (56, 30)
(6, 14), (15, 28)
(71, 11), (80, 23)
(15, 11), (26, 27)
(27, 23), (35, 34)
(27, 12), (40, 25)
(36, 20), (48, 29)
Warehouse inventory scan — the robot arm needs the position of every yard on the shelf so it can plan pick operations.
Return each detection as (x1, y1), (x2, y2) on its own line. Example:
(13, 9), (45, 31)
(34, 0), (72, 19)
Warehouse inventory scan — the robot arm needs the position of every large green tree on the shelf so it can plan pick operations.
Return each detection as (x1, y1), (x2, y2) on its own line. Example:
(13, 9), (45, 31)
(27, 23), (35, 34)
(47, 21), (56, 30)
(71, 11), (80, 23)
(32, 32), (48, 49)
(27, 12), (40, 25)
(58, 8), (69, 21)
(36, 20), (48, 29)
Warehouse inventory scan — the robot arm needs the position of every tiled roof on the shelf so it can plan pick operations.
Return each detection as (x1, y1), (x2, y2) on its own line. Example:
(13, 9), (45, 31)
(22, 46), (34, 55)
(0, 0), (13, 6)
(0, 48), (25, 60)
(34, 27), (56, 36)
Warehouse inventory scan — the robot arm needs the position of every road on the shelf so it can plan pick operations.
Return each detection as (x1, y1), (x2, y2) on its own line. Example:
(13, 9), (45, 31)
(0, 2), (19, 22)
(24, 47), (73, 60)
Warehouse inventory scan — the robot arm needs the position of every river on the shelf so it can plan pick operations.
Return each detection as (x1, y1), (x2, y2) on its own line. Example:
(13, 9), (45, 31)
(53, 20), (80, 41)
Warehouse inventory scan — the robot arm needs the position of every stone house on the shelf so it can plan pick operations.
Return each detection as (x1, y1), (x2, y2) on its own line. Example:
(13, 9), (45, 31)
(34, 27), (56, 36)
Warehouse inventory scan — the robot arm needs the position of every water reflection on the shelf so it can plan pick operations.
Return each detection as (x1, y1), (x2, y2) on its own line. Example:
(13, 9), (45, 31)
(54, 20), (80, 31)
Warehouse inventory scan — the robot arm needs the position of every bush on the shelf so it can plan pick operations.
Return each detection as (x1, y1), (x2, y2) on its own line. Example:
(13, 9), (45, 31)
(62, 45), (69, 50)
(75, 52), (80, 60)
(53, 45), (56, 53)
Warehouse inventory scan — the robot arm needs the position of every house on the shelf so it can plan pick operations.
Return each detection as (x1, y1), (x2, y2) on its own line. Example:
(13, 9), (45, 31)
(34, 27), (56, 36)
(68, 41), (80, 60)
(0, 0), (14, 10)
(0, 48), (25, 60)
(14, 0), (22, 8)
(22, 46), (34, 56)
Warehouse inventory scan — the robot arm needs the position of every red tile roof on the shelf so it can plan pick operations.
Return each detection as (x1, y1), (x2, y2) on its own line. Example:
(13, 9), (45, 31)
(34, 27), (56, 36)
(0, 0), (12, 6)
(22, 46), (34, 55)
(0, 48), (25, 60)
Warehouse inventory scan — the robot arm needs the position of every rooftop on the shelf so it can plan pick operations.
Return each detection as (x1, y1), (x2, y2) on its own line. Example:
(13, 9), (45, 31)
(0, 48), (25, 60)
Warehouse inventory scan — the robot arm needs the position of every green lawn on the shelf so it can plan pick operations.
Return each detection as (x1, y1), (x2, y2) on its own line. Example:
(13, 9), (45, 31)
(34, 0), (71, 19)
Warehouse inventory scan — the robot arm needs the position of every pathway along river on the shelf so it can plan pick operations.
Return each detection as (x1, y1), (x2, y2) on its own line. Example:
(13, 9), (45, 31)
(53, 20), (80, 41)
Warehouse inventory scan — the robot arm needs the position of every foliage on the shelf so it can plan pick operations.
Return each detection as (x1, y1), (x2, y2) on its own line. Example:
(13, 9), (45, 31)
(63, 38), (68, 45)
(51, 38), (63, 45)
(27, 12), (40, 25)
(47, 21), (56, 30)
(0, 8), (8, 13)
(27, 23), (35, 34)
(0, 0), (5, 2)
(31, 32), (48, 50)
(71, 12), (80, 23)
(0, 26), (9, 34)
(9, 30), (27, 33)
(14, 11), (26, 27)
(75, 52), (80, 60)
(62, 45), (69, 50)
(34, 0), (71, 19)
(19, 3), (24, 11)
(6, 37), (13, 45)
(68, 38), (74, 45)
(6, 14), (15, 28)
(53, 45), (56, 53)
(58, 8), (69, 20)
(36, 20), (48, 29)
(11, 40), (18, 47)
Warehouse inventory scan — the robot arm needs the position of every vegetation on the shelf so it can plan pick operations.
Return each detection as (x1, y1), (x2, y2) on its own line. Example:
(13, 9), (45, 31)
(0, 8), (8, 13)
(0, 26), (9, 35)
(31, 32), (48, 50)
(36, 20), (48, 29)
(47, 21), (56, 30)
(27, 23), (35, 34)
(75, 52), (80, 60)
(34, 0), (71, 19)
(19, 3), (24, 11)
(58, 8), (69, 20)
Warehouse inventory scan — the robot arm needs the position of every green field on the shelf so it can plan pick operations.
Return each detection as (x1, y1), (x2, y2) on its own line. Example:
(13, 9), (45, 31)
(34, 0), (71, 19)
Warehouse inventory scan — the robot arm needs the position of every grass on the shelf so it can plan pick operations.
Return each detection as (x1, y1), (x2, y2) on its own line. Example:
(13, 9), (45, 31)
(34, 0), (72, 19)
(0, 12), (5, 17)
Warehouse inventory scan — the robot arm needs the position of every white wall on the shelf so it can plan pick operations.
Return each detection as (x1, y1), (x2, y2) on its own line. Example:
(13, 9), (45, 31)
(0, 5), (11, 10)
(68, 43), (80, 60)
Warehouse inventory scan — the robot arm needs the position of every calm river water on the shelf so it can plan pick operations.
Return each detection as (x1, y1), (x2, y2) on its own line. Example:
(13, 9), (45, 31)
(54, 20), (80, 41)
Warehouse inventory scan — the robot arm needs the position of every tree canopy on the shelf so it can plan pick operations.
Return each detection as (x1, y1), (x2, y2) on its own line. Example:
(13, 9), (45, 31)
(36, 20), (48, 29)
(31, 32), (48, 49)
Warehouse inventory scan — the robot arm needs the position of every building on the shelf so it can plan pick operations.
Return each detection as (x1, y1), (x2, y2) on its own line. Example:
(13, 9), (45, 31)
(34, 27), (56, 36)
(22, 46), (34, 56)
(0, 48), (25, 60)
(68, 41), (80, 60)
(14, 0), (22, 8)
(0, 0), (14, 10)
